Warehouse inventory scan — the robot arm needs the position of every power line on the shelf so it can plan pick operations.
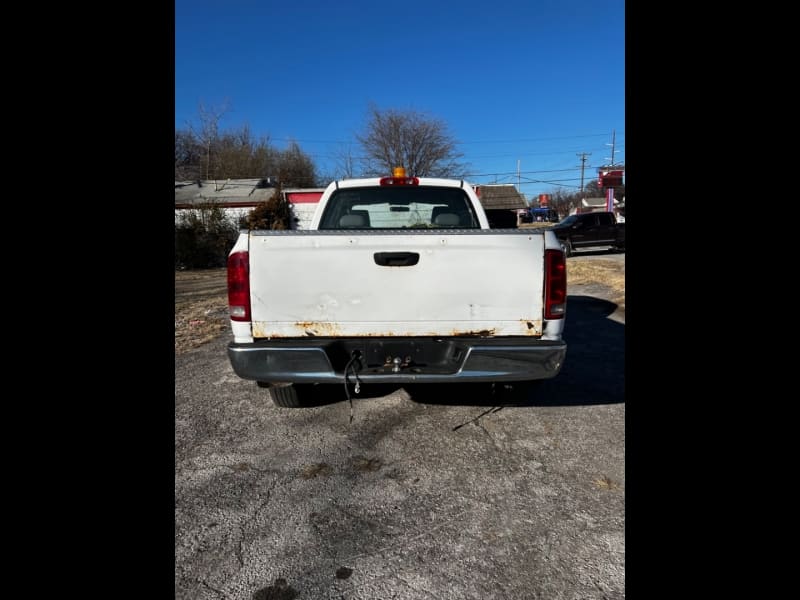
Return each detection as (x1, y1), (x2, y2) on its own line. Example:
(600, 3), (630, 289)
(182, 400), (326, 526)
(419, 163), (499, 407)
(462, 147), (612, 159)
(263, 131), (625, 146)
(455, 132), (624, 145)
(464, 164), (616, 178)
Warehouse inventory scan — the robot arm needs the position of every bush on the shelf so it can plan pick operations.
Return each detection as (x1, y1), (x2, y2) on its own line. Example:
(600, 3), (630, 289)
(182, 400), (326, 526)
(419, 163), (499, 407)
(175, 203), (239, 269)
(241, 185), (292, 230)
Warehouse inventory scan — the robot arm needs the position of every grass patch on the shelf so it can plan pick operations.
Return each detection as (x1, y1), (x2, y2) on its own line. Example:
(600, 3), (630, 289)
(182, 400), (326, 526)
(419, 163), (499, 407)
(593, 475), (620, 490)
(567, 258), (625, 311)
(174, 296), (229, 355)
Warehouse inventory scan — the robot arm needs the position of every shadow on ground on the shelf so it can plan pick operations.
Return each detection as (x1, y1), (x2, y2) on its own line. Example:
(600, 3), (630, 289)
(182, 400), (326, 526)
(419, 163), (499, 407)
(407, 295), (624, 407)
(568, 248), (625, 258)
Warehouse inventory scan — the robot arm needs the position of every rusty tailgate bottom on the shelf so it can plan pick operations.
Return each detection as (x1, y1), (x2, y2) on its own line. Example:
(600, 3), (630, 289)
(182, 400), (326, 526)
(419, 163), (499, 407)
(227, 337), (566, 384)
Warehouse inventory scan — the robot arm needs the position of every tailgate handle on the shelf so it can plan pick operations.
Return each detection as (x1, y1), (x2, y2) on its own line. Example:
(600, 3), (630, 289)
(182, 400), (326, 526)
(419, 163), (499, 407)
(374, 252), (420, 267)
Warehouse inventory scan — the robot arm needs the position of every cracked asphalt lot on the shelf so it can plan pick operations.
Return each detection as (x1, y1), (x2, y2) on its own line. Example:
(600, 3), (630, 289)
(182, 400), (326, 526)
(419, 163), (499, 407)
(175, 258), (625, 599)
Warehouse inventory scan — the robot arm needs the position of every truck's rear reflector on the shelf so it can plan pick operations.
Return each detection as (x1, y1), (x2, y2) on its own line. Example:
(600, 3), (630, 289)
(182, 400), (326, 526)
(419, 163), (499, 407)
(227, 251), (251, 322)
(544, 249), (566, 319)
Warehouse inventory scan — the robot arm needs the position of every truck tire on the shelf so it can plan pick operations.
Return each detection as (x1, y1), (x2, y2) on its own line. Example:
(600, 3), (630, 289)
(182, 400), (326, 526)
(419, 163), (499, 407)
(561, 239), (573, 257)
(257, 382), (303, 408)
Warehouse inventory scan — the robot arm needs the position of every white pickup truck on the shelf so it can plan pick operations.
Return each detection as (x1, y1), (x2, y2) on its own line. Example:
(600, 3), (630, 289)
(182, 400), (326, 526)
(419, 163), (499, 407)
(226, 168), (567, 406)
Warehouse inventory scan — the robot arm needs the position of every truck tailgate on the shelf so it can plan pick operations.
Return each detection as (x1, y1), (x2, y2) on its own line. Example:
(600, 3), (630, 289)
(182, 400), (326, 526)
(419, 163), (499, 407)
(248, 231), (547, 338)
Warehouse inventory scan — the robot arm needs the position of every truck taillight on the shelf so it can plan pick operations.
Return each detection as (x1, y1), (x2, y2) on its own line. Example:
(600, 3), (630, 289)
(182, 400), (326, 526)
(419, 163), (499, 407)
(380, 166), (419, 186)
(227, 251), (251, 322)
(544, 249), (566, 319)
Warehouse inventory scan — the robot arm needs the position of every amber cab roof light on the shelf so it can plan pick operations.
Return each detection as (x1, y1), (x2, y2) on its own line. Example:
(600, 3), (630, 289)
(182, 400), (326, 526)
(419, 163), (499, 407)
(380, 166), (419, 186)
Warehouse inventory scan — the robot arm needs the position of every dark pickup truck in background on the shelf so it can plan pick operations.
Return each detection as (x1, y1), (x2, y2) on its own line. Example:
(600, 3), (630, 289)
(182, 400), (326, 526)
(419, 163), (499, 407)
(548, 211), (625, 257)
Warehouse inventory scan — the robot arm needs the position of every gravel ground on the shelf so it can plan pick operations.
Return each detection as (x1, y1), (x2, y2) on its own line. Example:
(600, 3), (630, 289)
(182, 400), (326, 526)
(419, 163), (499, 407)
(175, 269), (230, 354)
(174, 253), (625, 599)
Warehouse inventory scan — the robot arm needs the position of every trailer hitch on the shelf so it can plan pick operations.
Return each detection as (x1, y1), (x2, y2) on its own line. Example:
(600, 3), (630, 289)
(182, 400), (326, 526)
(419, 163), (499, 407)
(344, 350), (363, 423)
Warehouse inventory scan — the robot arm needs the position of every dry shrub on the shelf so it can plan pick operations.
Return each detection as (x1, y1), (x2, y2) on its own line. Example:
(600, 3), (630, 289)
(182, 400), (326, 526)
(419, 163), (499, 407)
(243, 185), (291, 230)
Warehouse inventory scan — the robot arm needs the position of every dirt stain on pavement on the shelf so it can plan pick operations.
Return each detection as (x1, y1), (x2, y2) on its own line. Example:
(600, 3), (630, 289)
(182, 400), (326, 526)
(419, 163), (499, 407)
(253, 578), (297, 600)
(300, 463), (333, 479)
(353, 457), (383, 472)
(593, 475), (619, 490)
(335, 566), (353, 580)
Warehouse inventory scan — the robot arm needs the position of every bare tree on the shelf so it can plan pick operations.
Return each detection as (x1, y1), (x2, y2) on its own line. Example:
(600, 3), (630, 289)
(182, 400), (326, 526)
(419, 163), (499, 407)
(541, 189), (578, 219)
(175, 130), (202, 180)
(276, 141), (317, 187)
(176, 102), (320, 186)
(188, 100), (231, 181)
(356, 105), (468, 177)
(583, 180), (602, 197)
(582, 180), (625, 203)
(214, 125), (276, 180)
(333, 143), (359, 179)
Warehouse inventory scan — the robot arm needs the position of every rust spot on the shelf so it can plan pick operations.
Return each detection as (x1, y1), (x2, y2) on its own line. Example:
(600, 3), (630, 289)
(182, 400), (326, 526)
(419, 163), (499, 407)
(519, 319), (543, 335)
(254, 322), (543, 338)
(254, 321), (343, 338)
(293, 321), (341, 336)
(452, 329), (495, 337)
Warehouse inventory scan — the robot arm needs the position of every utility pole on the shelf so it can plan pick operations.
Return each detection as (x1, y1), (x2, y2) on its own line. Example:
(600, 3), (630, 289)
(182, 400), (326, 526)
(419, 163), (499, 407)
(607, 129), (617, 166)
(517, 159), (521, 192)
(577, 152), (591, 192)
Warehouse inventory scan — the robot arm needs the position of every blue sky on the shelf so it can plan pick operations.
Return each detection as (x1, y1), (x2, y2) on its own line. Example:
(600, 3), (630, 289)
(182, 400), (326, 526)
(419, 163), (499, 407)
(175, 0), (624, 200)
